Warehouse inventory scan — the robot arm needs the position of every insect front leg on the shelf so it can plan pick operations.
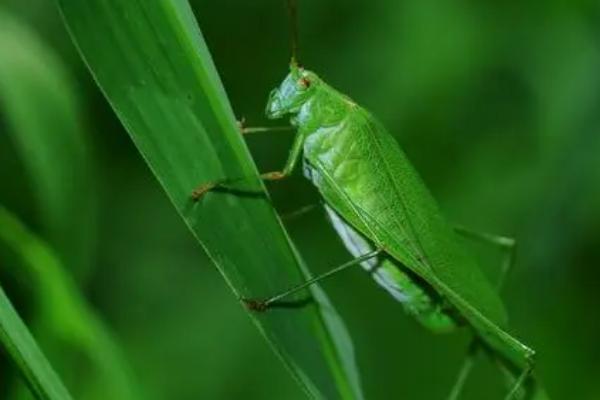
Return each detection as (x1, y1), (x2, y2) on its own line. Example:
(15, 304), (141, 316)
(236, 117), (293, 135)
(242, 249), (382, 312)
(190, 130), (304, 201)
(257, 129), (304, 182)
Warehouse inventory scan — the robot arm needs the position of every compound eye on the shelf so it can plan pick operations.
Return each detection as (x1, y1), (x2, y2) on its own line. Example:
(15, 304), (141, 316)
(298, 77), (311, 89)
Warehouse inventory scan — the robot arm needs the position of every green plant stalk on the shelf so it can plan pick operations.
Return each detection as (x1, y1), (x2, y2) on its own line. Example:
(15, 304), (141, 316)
(56, 1), (363, 398)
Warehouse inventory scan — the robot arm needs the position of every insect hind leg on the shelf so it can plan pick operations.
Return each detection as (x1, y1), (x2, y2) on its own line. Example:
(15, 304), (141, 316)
(502, 350), (536, 400)
(447, 226), (519, 399)
(446, 341), (479, 400)
(453, 225), (517, 290)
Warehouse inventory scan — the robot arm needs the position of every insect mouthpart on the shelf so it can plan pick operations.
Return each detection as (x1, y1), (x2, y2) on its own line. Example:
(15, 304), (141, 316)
(266, 88), (284, 119)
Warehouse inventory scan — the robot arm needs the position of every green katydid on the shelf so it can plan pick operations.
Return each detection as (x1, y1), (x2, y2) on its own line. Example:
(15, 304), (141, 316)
(192, 1), (542, 398)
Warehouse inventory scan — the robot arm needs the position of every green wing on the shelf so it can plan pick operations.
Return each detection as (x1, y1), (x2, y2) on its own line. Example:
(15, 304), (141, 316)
(313, 108), (532, 369)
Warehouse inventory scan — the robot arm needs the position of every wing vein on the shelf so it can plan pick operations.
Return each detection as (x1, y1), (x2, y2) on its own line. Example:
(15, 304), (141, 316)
(358, 111), (431, 269)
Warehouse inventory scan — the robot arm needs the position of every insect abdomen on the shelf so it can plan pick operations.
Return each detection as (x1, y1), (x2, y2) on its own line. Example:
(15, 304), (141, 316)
(324, 204), (456, 333)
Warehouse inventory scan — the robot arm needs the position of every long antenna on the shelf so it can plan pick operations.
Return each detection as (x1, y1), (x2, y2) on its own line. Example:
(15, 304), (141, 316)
(286, 0), (300, 66)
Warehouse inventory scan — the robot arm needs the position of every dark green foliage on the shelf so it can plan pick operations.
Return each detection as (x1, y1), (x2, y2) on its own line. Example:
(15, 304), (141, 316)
(0, 0), (598, 399)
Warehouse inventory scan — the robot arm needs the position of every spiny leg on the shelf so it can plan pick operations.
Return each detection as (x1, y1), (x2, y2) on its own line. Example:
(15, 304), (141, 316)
(456, 228), (534, 400)
(501, 356), (534, 400)
(243, 249), (382, 311)
(191, 127), (304, 201)
(454, 226), (516, 290)
(446, 341), (479, 400)
(446, 226), (517, 399)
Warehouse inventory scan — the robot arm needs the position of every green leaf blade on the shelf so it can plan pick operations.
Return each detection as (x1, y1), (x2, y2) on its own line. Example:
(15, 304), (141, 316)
(0, 209), (74, 400)
(57, 1), (363, 398)
(0, 285), (72, 400)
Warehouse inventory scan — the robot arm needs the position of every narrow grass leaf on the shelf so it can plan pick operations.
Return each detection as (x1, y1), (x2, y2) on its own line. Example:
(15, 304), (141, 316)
(0, 235), (72, 400)
(56, 1), (363, 398)
(0, 206), (142, 400)
(0, 9), (95, 280)
(0, 286), (72, 400)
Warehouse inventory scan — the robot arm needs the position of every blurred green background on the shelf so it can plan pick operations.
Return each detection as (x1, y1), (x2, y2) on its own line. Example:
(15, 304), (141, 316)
(1, 0), (599, 399)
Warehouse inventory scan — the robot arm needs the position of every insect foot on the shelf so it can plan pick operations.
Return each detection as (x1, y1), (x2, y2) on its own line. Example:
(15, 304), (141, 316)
(241, 298), (269, 312)
(191, 182), (217, 201)
(237, 117), (247, 134)
(260, 171), (285, 181)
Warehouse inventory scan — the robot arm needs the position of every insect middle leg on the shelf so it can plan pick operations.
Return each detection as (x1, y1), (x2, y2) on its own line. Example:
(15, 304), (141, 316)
(281, 203), (320, 221)
(191, 126), (304, 200)
(446, 227), (518, 400)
